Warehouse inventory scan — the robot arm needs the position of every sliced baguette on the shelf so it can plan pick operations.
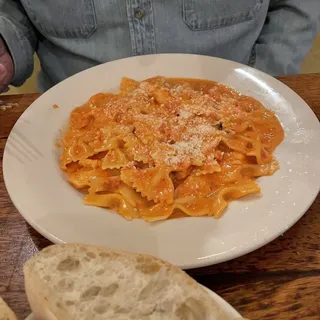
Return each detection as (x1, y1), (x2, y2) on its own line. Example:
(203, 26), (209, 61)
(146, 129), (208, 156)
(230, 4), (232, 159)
(24, 243), (239, 320)
(0, 298), (18, 320)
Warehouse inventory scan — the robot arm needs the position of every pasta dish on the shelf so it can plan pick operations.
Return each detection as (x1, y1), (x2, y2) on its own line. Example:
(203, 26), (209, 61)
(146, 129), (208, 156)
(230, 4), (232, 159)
(60, 77), (284, 221)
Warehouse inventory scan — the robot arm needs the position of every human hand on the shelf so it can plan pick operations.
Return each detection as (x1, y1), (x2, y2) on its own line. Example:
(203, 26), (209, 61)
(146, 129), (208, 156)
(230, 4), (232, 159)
(0, 37), (14, 93)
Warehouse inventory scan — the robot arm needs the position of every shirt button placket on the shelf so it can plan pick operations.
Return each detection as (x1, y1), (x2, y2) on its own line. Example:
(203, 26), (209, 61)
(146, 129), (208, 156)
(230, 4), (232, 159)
(126, 0), (156, 56)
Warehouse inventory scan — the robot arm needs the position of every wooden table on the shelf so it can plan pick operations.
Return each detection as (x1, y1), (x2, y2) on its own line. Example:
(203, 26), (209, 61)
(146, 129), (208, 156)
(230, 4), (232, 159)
(0, 74), (319, 320)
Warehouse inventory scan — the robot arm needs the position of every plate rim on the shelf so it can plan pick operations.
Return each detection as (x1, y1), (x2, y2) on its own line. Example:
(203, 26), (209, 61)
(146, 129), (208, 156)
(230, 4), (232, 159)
(3, 54), (320, 269)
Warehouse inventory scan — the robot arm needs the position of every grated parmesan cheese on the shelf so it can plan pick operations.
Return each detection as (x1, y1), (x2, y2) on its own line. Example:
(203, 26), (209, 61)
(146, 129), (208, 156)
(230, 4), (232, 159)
(179, 110), (193, 119)
(90, 77), (243, 169)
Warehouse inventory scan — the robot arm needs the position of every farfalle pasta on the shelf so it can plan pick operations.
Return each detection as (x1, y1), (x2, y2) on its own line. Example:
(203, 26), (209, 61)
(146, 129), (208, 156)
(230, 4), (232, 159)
(60, 76), (284, 221)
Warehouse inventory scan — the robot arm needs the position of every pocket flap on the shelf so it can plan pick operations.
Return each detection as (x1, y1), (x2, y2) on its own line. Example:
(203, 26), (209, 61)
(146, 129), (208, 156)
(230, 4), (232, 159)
(183, 0), (264, 31)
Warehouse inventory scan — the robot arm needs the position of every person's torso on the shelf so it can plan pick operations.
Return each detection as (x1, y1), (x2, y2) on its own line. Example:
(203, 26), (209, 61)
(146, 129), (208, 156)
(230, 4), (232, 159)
(20, 0), (270, 91)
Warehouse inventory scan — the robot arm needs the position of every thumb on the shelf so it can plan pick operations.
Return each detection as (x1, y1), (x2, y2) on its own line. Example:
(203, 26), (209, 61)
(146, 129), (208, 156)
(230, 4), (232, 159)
(0, 63), (11, 93)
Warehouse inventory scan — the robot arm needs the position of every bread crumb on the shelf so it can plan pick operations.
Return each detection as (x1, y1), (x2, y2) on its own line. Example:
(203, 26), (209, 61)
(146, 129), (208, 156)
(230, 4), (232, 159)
(53, 104), (59, 109)
(0, 102), (18, 111)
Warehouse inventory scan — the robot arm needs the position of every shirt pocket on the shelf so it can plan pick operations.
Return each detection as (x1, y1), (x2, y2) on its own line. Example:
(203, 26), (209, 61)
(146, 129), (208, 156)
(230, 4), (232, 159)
(21, 0), (97, 39)
(182, 0), (264, 31)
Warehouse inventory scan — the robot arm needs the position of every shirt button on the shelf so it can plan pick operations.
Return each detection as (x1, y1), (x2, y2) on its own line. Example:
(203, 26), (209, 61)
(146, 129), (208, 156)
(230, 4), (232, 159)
(135, 9), (145, 20)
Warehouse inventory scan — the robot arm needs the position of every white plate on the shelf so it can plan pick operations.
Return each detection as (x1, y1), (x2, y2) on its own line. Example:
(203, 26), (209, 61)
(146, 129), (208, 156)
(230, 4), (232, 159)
(25, 286), (241, 319)
(3, 54), (320, 269)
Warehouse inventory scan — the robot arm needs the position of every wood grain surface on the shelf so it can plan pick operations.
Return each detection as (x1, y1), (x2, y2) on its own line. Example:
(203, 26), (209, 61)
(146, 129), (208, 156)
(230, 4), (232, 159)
(0, 74), (319, 319)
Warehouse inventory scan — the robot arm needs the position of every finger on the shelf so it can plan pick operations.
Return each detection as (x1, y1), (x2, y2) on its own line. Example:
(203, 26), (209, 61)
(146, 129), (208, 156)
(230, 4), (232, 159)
(0, 84), (9, 94)
(0, 64), (12, 89)
(0, 37), (7, 56)
(0, 63), (7, 83)
(0, 52), (14, 85)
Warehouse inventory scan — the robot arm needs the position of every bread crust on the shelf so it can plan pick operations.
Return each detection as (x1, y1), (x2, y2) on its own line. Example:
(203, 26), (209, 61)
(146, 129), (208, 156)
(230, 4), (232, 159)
(0, 298), (18, 320)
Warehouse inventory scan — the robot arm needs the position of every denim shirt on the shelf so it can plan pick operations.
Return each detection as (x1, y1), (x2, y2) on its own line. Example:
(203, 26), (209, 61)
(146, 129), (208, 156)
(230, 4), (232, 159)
(0, 0), (319, 91)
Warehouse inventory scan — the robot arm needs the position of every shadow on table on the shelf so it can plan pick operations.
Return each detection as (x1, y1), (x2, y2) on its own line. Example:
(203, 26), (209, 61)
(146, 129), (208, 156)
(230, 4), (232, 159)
(26, 223), (52, 251)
